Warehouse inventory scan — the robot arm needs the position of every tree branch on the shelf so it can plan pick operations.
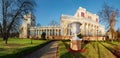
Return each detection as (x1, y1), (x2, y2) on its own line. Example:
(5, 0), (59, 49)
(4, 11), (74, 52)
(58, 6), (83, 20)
(7, 1), (25, 33)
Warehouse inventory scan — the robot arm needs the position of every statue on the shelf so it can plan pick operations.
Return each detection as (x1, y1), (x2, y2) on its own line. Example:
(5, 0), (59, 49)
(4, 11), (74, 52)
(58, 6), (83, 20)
(70, 22), (82, 51)
(71, 22), (81, 40)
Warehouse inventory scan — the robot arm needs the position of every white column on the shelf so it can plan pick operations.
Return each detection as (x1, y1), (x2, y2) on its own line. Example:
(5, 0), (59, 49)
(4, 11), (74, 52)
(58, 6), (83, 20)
(56, 29), (57, 36)
(94, 26), (96, 36)
(40, 29), (41, 35)
(53, 29), (54, 36)
(47, 29), (48, 36)
(59, 29), (61, 36)
(37, 29), (38, 35)
(36, 29), (37, 35)
(58, 29), (60, 36)
(35, 29), (36, 36)
(38, 29), (39, 35)
(39, 29), (40, 35)
(51, 29), (52, 36)
(46, 29), (47, 36)
(93, 26), (94, 36)
(38, 29), (39, 36)
(57, 29), (59, 36)
(95, 26), (97, 36)
(56, 29), (58, 36)
(38, 29), (40, 36)
(86, 23), (88, 35)
(84, 23), (86, 35)
(54, 29), (56, 36)
(34, 29), (36, 35)
(49, 29), (50, 36)
(89, 24), (91, 36)
(91, 25), (93, 36)
(88, 24), (90, 36)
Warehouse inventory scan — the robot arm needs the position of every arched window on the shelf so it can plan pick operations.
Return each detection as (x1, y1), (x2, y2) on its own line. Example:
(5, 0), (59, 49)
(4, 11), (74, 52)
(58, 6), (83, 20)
(81, 12), (85, 17)
(96, 18), (98, 22)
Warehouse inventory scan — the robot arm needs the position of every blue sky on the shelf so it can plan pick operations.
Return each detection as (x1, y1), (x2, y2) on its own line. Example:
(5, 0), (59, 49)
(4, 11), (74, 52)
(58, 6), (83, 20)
(34, 0), (120, 30)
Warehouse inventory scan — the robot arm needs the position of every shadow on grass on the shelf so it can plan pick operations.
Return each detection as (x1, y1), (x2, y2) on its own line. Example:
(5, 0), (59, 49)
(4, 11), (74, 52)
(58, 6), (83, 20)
(100, 42), (120, 58)
(62, 40), (70, 48)
(61, 40), (85, 58)
(60, 52), (85, 58)
(0, 48), (6, 51)
(0, 40), (52, 58)
(97, 42), (101, 58)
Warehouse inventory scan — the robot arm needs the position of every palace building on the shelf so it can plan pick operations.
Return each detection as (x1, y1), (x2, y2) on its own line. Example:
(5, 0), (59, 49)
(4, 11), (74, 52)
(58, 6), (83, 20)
(19, 7), (105, 40)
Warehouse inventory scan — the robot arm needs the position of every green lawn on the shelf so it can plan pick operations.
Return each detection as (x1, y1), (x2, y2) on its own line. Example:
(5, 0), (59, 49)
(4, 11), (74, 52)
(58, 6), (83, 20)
(100, 41), (120, 57)
(1, 38), (120, 58)
(59, 41), (85, 58)
(59, 41), (119, 58)
(0, 38), (51, 58)
(81, 42), (116, 58)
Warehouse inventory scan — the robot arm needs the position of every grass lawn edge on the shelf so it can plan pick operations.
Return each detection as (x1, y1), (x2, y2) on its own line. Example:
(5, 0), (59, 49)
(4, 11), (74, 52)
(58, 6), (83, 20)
(0, 40), (52, 58)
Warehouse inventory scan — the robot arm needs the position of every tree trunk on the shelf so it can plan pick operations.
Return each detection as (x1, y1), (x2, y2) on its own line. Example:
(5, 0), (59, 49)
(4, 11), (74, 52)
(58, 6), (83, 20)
(3, 36), (8, 44)
(31, 38), (33, 44)
(3, 33), (9, 44)
(5, 38), (8, 44)
(3, 38), (5, 40)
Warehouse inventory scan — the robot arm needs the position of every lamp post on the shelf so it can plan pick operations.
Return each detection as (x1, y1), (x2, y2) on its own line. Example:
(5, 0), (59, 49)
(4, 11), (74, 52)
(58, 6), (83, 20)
(30, 29), (33, 44)
(97, 29), (98, 41)
(97, 26), (99, 41)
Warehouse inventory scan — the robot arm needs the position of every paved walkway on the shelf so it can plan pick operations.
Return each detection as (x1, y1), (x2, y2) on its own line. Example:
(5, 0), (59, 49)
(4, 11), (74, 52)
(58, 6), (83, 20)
(22, 41), (59, 58)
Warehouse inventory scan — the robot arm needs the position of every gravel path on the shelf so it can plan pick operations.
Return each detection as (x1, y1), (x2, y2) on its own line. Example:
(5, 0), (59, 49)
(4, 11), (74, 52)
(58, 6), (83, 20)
(22, 41), (58, 58)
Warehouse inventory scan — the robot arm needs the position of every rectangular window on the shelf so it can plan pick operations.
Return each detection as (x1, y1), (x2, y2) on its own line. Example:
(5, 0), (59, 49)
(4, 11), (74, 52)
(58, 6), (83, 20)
(81, 12), (84, 17)
(88, 16), (91, 19)
(96, 18), (98, 22)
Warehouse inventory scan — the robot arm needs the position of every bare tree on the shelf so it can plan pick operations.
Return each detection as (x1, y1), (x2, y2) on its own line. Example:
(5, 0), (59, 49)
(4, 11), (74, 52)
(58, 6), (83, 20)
(36, 23), (41, 26)
(49, 20), (59, 26)
(117, 28), (120, 38)
(109, 12), (116, 40)
(98, 3), (120, 30)
(0, 0), (36, 44)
